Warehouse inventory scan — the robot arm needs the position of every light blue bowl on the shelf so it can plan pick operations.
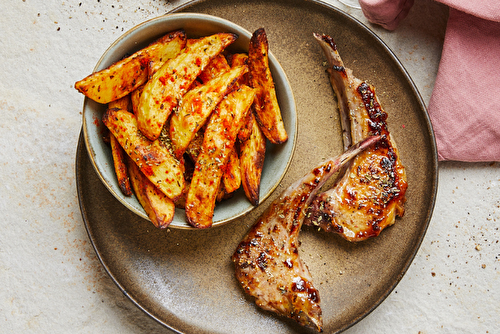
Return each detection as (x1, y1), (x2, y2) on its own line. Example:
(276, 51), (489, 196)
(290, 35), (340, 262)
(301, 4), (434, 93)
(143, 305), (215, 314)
(82, 13), (297, 229)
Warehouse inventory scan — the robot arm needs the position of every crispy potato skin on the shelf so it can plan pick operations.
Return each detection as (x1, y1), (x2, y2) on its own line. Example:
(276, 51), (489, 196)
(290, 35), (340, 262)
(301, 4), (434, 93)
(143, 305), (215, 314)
(186, 86), (255, 228)
(127, 156), (175, 228)
(239, 115), (266, 206)
(110, 133), (133, 196)
(223, 147), (242, 194)
(169, 65), (248, 159)
(183, 128), (242, 197)
(227, 54), (266, 205)
(248, 28), (288, 144)
(136, 33), (238, 141)
(75, 30), (186, 104)
(102, 108), (185, 201)
(108, 96), (133, 196)
(228, 53), (254, 142)
(228, 53), (250, 87)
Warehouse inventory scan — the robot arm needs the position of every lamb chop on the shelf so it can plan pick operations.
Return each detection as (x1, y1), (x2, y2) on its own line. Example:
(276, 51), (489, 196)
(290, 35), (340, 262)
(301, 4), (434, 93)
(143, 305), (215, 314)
(232, 135), (380, 332)
(304, 33), (407, 242)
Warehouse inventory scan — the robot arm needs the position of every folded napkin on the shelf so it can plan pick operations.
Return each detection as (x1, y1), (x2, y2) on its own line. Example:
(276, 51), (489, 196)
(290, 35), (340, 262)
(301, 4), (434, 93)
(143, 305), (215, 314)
(359, 0), (500, 161)
(428, 9), (500, 161)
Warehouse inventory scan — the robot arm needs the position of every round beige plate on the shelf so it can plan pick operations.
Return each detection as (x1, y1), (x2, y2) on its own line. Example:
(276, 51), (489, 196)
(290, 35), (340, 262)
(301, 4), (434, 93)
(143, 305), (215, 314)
(77, 0), (438, 333)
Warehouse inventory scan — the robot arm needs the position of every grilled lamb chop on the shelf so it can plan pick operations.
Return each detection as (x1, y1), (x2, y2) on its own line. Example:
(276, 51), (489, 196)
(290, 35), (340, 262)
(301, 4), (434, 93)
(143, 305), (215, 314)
(232, 135), (380, 332)
(304, 33), (407, 242)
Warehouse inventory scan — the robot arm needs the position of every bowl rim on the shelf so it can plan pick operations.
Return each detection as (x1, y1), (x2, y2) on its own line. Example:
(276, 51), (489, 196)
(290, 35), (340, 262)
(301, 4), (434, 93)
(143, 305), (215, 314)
(81, 12), (298, 229)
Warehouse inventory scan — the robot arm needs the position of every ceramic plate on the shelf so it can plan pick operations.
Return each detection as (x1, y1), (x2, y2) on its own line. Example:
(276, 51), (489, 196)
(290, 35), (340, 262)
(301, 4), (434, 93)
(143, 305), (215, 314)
(76, 0), (438, 333)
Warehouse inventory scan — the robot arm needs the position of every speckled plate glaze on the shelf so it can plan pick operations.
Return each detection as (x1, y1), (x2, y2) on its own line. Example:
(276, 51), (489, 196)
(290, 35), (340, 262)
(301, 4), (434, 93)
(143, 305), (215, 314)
(76, 0), (438, 333)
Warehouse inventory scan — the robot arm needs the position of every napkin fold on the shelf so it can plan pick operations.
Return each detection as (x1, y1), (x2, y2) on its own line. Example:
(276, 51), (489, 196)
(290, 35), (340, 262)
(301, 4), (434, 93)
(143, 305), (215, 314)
(358, 0), (500, 161)
(359, 0), (414, 31)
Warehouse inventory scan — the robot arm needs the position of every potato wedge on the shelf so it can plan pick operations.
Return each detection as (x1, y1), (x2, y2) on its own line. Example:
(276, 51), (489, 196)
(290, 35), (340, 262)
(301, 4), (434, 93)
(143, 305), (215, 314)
(75, 30), (186, 104)
(228, 53), (250, 86)
(236, 108), (254, 142)
(102, 108), (185, 200)
(147, 31), (188, 78)
(110, 132), (132, 196)
(185, 85), (255, 228)
(108, 97), (133, 196)
(239, 114), (267, 206)
(130, 84), (144, 115)
(248, 28), (288, 144)
(223, 147), (242, 194)
(127, 156), (175, 228)
(229, 53), (266, 201)
(228, 53), (254, 142)
(169, 65), (249, 159)
(136, 33), (238, 141)
(198, 53), (230, 83)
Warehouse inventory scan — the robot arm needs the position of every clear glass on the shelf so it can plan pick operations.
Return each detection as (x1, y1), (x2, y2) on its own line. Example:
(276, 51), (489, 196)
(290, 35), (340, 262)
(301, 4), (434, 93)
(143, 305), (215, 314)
(337, 0), (361, 9)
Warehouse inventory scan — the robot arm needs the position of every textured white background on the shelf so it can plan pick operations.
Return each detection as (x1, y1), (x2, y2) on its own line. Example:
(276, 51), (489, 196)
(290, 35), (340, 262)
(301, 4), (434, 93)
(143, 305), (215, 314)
(1, 0), (498, 333)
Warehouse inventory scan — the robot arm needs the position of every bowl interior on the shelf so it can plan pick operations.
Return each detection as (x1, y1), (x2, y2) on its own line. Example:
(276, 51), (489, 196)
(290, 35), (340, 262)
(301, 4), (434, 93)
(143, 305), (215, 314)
(82, 13), (297, 229)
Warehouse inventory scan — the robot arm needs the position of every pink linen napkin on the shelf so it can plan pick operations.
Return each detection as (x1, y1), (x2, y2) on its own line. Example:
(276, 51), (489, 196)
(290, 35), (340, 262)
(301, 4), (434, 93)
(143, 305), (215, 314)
(428, 9), (500, 161)
(358, 0), (500, 161)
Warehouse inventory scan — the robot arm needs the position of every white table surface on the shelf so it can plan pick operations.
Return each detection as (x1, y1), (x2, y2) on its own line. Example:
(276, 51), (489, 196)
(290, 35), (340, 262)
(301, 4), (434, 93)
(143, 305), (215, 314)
(1, 0), (499, 333)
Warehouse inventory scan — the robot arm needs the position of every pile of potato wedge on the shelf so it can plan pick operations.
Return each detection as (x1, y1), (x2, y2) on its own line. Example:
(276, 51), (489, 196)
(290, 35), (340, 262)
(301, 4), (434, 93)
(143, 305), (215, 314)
(76, 27), (288, 229)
